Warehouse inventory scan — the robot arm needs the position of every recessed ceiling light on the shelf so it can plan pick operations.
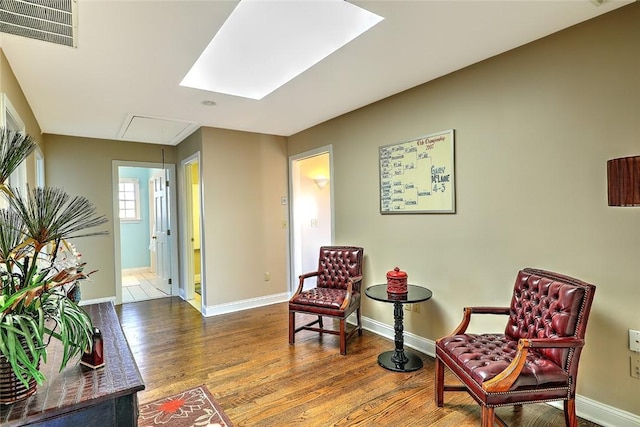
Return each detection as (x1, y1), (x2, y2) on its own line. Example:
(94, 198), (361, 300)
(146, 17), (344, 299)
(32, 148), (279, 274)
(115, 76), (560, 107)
(201, 100), (217, 106)
(180, 0), (383, 100)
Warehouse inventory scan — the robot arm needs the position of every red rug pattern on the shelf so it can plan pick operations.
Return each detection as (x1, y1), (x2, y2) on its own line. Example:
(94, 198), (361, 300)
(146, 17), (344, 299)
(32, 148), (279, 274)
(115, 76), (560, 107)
(138, 385), (233, 426)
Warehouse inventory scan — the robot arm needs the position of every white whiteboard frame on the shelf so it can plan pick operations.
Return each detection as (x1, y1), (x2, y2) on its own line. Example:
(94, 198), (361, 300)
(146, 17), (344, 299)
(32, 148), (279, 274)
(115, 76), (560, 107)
(379, 129), (455, 214)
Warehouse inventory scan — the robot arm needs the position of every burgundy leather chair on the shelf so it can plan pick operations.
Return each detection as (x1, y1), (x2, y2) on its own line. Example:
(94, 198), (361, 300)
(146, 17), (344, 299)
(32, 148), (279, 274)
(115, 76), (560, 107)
(435, 268), (596, 427)
(289, 246), (364, 355)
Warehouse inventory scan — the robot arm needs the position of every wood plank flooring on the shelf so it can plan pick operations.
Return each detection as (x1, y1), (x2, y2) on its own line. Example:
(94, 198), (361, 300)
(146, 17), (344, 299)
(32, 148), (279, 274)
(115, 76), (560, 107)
(115, 297), (600, 427)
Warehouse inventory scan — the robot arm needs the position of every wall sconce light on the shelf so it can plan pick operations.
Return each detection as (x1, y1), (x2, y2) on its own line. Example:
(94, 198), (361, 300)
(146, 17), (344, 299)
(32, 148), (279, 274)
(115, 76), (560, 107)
(607, 156), (640, 206)
(314, 177), (329, 189)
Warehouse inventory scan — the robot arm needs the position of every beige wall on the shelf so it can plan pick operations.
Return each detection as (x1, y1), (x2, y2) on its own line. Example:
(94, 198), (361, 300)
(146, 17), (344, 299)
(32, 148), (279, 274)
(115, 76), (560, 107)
(176, 127), (202, 161)
(288, 3), (640, 415)
(44, 134), (177, 300)
(0, 49), (43, 185)
(196, 127), (289, 306)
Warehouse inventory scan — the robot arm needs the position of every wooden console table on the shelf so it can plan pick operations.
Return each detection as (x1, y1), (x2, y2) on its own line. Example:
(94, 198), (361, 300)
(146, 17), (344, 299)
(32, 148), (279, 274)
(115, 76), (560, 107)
(0, 302), (145, 426)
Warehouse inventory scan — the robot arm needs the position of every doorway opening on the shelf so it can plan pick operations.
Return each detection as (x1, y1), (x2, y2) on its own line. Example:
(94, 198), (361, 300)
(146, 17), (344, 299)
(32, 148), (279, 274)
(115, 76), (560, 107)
(289, 146), (334, 293)
(112, 161), (179, 304)
(180, 153), (203, 312)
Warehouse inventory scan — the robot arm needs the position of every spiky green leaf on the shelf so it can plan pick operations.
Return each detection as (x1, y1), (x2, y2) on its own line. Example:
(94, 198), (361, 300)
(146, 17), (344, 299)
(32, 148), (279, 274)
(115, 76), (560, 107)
(8, 186), (108, 247)
(0, 128), (37, 186)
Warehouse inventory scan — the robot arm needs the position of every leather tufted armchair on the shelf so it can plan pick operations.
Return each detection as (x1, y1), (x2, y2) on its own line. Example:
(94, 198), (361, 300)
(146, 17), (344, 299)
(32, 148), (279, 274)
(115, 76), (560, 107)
(289, 246), (364, 355)
(435, 268), (596, 427)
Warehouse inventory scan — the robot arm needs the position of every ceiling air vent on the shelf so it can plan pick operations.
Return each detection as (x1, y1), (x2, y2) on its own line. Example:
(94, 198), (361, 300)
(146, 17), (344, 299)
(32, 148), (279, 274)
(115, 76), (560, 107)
(0, 0), (77, 47)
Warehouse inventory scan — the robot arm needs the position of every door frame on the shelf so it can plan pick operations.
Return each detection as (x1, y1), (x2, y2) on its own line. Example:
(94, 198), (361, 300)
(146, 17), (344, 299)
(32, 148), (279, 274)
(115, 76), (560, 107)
(288, 145), (334, 294)
(179, 152), (204, 307)
(112, 160), (179, 304)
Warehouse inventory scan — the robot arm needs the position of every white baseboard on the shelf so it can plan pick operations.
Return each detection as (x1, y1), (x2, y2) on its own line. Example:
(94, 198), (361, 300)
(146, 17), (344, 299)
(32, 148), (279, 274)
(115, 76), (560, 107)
(547, 397), (640, 427)
(361, 315), (435, 357)
(202, 292), (290, 317)
(360, 315), (640, 427)
(121, 267), (151, 275)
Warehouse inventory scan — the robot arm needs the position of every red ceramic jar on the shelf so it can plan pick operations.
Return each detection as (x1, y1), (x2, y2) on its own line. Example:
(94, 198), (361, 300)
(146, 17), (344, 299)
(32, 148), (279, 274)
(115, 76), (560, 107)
(387, 267), (408, 294)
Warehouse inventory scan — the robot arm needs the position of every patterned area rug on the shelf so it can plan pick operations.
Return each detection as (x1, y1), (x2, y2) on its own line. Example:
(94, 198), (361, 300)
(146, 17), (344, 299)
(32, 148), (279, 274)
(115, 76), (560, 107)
(138, 385), (233, 426)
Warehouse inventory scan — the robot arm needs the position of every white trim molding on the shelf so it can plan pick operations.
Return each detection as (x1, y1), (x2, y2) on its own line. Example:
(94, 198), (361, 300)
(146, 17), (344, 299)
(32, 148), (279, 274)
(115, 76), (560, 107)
(548, 397), (640, 427)
(361, 315), (435, 357)
(202, 292), (290, 317)
(122, 267), (151, 276)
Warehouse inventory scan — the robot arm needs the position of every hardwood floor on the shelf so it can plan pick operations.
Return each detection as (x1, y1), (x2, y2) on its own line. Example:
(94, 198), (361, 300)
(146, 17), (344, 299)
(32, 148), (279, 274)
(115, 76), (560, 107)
(115, 297), (600, 427)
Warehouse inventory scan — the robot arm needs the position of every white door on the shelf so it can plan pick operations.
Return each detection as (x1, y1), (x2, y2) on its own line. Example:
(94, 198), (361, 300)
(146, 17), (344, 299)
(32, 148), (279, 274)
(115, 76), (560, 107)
(152, 173), (171, 294)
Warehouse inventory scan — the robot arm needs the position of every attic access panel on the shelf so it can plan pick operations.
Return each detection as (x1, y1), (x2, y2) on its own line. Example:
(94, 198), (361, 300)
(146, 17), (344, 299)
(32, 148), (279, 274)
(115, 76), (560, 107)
(0, 0), (77, 47)
(118, 114), (199, 146)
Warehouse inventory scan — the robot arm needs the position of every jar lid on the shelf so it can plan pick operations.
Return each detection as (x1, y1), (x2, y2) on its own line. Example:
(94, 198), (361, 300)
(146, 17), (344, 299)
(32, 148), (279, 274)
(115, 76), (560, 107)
(387, 266), (407, 279)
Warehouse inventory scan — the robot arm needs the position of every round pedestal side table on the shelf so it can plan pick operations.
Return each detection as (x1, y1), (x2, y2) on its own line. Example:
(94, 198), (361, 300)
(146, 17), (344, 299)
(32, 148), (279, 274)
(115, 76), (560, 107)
(365, 284), (433, 372)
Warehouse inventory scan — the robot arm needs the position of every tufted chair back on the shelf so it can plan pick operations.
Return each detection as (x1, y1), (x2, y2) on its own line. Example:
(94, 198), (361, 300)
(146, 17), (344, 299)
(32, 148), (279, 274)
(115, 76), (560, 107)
(505, 269), (595, 371)
(316, 246), (364, 291)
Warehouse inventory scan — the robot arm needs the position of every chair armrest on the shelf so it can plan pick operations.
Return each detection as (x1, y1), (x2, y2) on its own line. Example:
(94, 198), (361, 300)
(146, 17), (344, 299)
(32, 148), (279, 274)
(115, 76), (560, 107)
(300, 271), (319, 281)
(339, 281), (354, 310)
(450, 306), (510, 335)
(348, 275), (363, 291)
(291, 271), (319, 298)
(481, 337), (585, 392)
(336, 275), (362, 310)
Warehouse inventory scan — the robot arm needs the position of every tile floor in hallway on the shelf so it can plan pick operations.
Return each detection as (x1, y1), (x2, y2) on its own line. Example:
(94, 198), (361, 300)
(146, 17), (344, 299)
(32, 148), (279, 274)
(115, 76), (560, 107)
(122, 271), (169, 303)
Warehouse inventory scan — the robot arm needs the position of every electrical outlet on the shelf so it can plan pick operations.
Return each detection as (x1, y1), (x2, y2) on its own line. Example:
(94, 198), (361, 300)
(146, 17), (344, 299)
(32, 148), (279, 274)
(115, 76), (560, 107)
(412, 303), (420, 313)
(631, 355), (640, 379)
(404, 304), (411, 311)
(264, 272), (270, 281)
(629, 329), (640, 352)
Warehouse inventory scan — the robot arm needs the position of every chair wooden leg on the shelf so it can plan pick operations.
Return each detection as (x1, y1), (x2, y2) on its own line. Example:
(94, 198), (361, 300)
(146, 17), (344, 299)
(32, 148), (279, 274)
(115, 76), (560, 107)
(318, 315), (323, 329)
(289, 312), (295, 344)
(564, 399), (577, 427)
(481, 405), (495, 427)
(435, 357), (444, 407)
(339, 319), (347, 355)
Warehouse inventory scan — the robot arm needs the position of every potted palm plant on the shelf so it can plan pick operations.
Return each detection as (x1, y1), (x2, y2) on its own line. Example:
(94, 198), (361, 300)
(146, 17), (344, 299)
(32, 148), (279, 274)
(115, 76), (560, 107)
(0, 128), (107, 404)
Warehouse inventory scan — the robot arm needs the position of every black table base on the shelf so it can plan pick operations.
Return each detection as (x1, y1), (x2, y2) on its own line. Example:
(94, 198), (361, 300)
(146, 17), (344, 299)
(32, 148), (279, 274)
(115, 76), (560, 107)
(364, 284), (432, 373)
(376, 300), (424, 372)
(377, 350), (423, 372)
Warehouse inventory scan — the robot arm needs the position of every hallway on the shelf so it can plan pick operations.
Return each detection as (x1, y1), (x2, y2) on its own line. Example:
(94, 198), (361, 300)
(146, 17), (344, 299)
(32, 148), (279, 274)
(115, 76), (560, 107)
(122, 271), (169, 303)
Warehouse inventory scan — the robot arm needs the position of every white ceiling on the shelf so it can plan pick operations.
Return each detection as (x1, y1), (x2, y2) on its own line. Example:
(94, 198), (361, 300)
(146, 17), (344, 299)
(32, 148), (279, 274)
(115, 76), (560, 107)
(0, 0), (633, 145)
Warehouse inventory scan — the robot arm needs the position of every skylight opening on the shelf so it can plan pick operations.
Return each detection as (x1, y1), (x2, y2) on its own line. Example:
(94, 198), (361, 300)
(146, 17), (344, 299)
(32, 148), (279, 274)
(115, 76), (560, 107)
(180, 0), (384, 100)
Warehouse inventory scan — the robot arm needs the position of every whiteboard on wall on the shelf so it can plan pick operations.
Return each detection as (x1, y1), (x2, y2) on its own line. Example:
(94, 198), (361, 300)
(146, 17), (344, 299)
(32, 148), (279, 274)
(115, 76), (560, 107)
(379, 129), (455, 214)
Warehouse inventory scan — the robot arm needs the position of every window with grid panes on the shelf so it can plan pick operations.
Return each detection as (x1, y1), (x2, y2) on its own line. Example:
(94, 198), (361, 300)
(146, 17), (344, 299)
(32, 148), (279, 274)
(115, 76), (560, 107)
(119, 178), (140, 220)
